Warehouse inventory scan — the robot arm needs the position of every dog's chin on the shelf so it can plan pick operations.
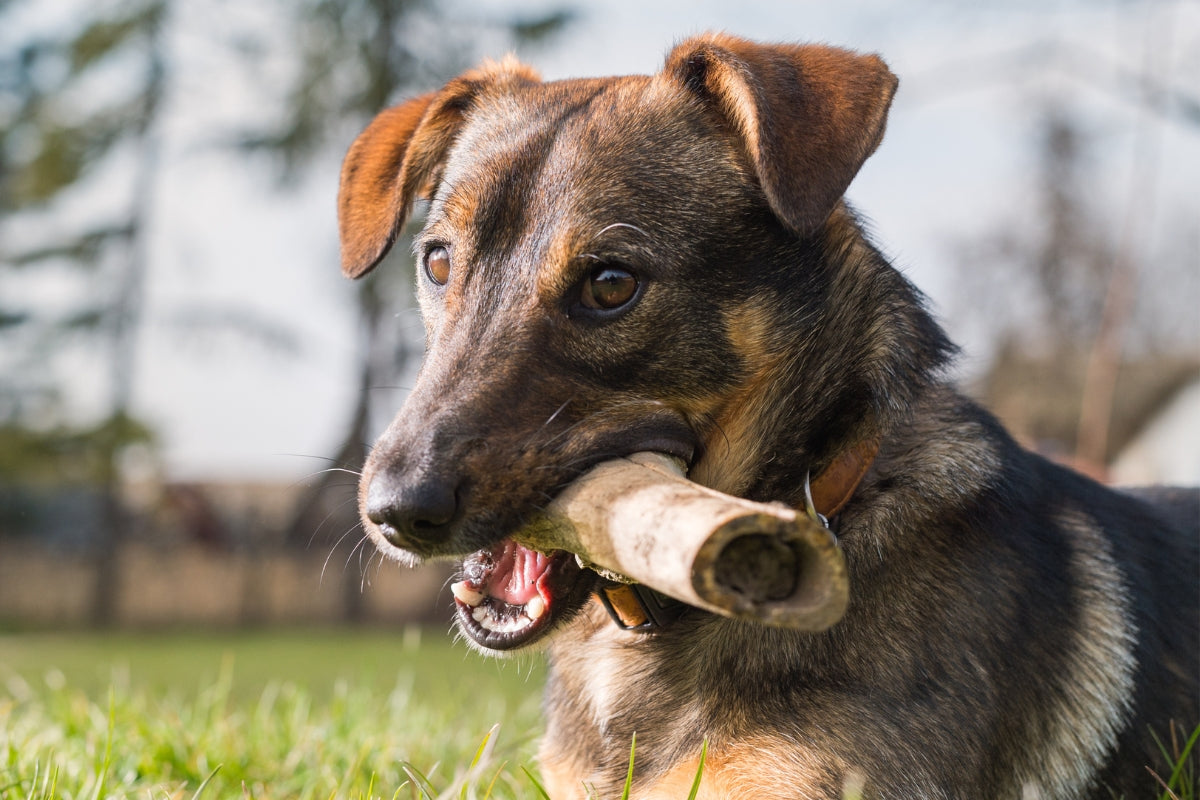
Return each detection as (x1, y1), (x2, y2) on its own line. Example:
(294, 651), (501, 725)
(449, 539), (598, 654)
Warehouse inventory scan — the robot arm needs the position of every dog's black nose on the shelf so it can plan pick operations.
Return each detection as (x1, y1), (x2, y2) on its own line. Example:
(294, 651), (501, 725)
(365, 472), (459, 552)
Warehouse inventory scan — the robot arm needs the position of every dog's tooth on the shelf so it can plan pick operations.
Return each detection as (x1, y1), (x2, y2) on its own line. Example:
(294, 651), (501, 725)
(451, 581), (484, 607)
(472, 606), (488, 623)
(526, 595), (546, 620)
(476, 612), (533, 634)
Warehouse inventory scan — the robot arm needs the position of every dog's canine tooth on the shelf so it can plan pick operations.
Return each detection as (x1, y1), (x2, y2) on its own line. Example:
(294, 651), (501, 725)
(451, 580), (485, 607)
(526, 595), (546, 619)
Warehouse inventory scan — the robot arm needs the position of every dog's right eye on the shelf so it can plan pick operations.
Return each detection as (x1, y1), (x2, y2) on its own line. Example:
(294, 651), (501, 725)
(580, 265), (639, 312)
(424, 246), (451, 285)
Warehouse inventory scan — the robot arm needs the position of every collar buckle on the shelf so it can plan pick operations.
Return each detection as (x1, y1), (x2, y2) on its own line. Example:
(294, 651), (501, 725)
(597, 581), (685, 631)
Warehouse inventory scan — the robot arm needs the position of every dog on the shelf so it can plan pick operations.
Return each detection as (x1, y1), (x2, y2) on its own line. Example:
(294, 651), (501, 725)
(335, 34), (1198, 799)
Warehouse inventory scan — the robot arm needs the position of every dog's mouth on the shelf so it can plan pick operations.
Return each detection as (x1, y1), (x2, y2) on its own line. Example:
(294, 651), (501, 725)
(450, 539), (595, 651)
(443, 433), (697, 651)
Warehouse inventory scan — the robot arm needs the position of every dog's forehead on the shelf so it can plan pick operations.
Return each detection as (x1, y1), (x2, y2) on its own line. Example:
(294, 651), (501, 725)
(429, 75), (747, 279)
(447, 75), (685, 171)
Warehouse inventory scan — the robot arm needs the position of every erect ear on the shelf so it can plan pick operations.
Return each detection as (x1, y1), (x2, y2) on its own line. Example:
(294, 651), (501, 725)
(663, 34), (898, 237)
(337, 58), (541, 278)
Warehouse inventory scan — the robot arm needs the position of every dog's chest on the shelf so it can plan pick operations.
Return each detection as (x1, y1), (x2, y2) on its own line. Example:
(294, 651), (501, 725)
(542, 620), (852, 799)
(548, 610), (693, 729)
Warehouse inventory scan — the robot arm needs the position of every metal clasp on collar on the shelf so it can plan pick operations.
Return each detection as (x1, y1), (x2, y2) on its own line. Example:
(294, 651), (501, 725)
(803, 469), (831, 532)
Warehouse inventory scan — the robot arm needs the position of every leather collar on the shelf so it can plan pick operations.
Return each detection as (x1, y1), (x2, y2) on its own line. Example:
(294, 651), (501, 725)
(597, 438), (880, 631)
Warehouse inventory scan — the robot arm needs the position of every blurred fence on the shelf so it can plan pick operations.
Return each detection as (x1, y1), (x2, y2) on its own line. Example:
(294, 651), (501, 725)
(0, 539), (451, 628)
(0, 479), (453, 629)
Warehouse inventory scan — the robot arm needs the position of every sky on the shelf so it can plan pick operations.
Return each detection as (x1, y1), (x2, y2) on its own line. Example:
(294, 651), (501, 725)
(6, 0), (1198, 483)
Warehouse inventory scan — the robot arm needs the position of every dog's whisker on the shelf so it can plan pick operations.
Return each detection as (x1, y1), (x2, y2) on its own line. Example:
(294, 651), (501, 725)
(371, 550), (389, 587)
(277, 452), (349, 465)
(345, 531), (371, 573)
(304, 495), (362, 550)
(352, 536), (381, 591)
(277, 459), (366, 488)
(595, 222), (650, 240)
(304, 498), (360, 551)
(518, 397), (578, 451)
(320, 521), (366, 585)
(535, 399), (662, 451)
(312, 467), (364, 478)
(542, 398), (573, 429)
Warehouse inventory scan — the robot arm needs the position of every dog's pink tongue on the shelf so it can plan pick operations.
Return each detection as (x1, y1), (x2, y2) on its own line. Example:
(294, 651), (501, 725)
(486, 540), (551, 605)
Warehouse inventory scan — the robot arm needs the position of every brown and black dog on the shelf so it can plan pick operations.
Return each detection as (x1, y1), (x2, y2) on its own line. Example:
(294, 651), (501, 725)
(336, 34), (1198, 799)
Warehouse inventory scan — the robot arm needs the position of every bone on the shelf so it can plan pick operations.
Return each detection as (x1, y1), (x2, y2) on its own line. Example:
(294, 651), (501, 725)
(514, 452), (849, 630)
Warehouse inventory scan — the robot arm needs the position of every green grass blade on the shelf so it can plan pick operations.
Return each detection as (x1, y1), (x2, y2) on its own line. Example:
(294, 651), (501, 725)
(521, 766), (553, 800)
(461, 724), (499, 799)
(687, 739), (709, 800)
(1160, 723), (1200, 798)
(470, 724), (498, 770)
(400, 762), (439, 799)
(619, 732), (637, 800)
(89, 688), (116, 800)
(482, 760), (507, 800)
(190, 765), (223, 799)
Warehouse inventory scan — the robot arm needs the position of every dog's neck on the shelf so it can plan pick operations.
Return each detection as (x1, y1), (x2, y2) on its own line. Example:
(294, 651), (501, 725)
(598, 436), (879, 631)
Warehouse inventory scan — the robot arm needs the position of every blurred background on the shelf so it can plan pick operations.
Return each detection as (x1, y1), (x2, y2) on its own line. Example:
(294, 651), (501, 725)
(1, 0), (1197, 630)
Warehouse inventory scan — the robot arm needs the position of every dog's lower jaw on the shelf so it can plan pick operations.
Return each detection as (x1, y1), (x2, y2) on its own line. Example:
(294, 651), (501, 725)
(451, 540), (599, 653)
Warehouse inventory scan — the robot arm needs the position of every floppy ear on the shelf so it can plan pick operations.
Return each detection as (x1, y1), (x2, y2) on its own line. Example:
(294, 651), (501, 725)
(663, 34), (898, 237)
(338, 93), (437, 278)
(337, 58), (541, 278)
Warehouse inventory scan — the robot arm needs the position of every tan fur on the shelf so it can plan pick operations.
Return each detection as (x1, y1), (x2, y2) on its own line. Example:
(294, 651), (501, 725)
(638, 736), (853, 800)
(544, 732), (855, 799)
(687, 298), (784, 496)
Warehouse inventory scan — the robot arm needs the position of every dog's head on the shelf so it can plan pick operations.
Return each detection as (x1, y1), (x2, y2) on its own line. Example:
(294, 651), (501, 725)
(338, 34), (899, 653)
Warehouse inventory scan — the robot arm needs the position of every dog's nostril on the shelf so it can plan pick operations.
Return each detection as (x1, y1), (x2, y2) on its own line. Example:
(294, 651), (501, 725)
(408, 482), (457, 529)
(365, 474), (459, 550)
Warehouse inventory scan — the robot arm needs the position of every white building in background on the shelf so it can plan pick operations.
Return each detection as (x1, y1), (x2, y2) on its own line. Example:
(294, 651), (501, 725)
(1111, 378), (1200, 486)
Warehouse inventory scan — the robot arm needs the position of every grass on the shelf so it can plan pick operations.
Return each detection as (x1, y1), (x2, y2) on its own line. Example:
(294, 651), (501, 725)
(0, 628), (548, 799)
(0, 629), (1192, 799)
(1152, 722), (1199, 800)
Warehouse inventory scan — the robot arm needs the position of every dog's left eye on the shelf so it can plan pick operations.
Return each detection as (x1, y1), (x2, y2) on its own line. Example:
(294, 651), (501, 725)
(424, 246), (451, 285)
(580, 266), (638, 311)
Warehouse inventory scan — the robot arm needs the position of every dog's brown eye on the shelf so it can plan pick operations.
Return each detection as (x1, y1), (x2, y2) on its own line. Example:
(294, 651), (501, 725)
(425, 246), (451, 285)
(581, 266), (638, 311)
